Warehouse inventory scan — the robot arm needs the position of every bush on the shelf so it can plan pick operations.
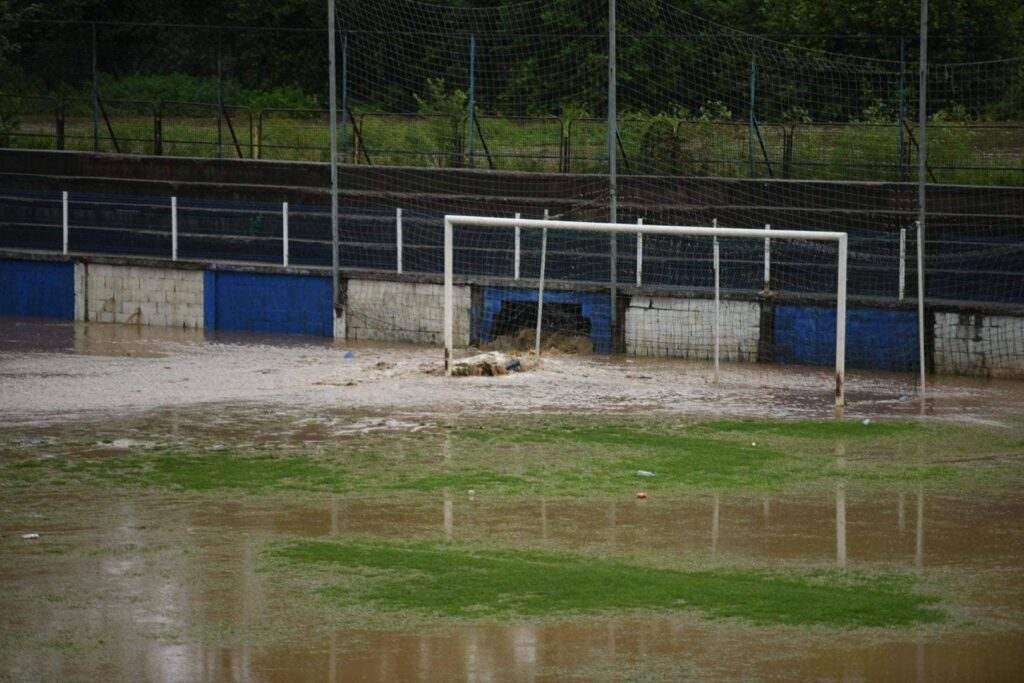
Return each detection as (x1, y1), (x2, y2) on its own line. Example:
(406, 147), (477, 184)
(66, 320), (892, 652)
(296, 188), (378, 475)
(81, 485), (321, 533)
(94, 73), (319, 110)
(412, 78), (466, 167)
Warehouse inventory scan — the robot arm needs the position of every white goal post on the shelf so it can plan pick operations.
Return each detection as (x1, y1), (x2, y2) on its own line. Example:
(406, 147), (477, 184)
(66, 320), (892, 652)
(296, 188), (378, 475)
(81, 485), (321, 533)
(443, 215), (849, 406)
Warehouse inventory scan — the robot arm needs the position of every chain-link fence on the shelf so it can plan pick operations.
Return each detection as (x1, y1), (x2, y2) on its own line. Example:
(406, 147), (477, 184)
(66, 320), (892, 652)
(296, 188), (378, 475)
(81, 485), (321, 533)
(4, 14), (1022, 184)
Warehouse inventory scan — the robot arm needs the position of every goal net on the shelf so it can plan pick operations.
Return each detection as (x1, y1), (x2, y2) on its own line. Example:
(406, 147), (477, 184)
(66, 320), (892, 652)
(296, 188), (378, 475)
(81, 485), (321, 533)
(442, 215), (849, 405)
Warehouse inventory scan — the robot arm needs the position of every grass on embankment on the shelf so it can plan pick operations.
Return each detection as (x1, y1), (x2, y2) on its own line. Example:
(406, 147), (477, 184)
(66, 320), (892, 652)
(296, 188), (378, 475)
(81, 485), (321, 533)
(2, 417), (1021, 497)
(271, 538), (943, 628)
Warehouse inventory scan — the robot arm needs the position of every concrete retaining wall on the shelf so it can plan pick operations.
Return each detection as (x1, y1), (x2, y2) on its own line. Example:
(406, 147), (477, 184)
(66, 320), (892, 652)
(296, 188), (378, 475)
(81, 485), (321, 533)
(934, 312), (1024, 377)
(625, 296), (760, 361)
(78, 263), (204, 328)
(345, 278), (470, 346)
(2, 252), (1023, 378)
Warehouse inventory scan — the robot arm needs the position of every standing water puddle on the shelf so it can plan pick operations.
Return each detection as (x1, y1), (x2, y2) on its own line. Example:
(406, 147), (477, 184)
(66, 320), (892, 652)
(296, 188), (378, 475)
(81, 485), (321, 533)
(2, 489), (1022, 681)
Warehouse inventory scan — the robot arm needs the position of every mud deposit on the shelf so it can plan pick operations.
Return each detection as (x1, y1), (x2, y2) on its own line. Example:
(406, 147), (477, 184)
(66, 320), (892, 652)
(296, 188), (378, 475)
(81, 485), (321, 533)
(2, 318), (1023, 681)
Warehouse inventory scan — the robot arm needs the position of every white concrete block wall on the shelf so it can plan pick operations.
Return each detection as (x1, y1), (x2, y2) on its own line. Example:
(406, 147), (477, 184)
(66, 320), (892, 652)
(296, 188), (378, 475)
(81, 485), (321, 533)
(345, 279), (470, 346)
(77, 264), (204, 329)
(625, 296), (760, 361)
(934, 312), (1024, 377)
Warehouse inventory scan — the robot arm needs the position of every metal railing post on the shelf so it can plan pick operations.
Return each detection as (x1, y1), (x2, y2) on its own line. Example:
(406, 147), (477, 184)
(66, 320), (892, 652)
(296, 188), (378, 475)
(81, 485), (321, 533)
(62, 191), (69, 255)
(171, 196), (178, 261)
(899, 227), (907, 301)
(635, 217), (643, 286)
(513, 212), (521, 280)
(396, 207), (403, 273)
(282, 202), (289, 267)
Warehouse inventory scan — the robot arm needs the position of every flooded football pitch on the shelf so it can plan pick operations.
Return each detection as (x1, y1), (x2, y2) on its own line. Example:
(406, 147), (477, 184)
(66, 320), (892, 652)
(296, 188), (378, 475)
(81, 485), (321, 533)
(2, 319), (1023, 681)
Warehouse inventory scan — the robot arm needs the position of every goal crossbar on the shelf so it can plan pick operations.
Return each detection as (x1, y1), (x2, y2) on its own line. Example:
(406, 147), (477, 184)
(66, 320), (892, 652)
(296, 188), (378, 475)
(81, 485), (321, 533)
(443, 215), (849, 406)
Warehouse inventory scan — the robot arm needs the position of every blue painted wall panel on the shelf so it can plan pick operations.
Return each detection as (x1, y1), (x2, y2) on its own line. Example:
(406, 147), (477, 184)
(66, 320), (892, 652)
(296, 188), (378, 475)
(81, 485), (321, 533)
(205, 271), (333, 337)
(774, 305), (918, 371)
(0, 259), (75, 320)
(479, 287), (612, 353)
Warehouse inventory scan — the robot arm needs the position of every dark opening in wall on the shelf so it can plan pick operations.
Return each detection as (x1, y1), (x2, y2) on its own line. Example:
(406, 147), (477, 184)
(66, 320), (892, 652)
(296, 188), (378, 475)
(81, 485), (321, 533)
(491, 301), (591, 339)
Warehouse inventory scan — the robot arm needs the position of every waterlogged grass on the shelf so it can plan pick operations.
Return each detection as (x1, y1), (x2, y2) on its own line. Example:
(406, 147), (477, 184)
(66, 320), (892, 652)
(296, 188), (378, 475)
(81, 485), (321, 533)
(5, 452), (345, 494)
(699, 419), (920, 440)
(273, 539), (943, 628)
(2, 417), (1020, 497)
(448, 424), (792, 492)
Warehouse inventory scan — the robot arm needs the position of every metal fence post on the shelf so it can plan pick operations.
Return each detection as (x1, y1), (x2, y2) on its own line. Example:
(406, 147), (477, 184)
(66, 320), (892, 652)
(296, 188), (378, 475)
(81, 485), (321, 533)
(748, 60), (757, 178)
(763, 223), (771, 293)
(62, 191), (69, 255)
(466, 34), (476, 168)
(532, 214), (548, 356)
(91, 23), (99, 152)
(55, 101), (65, 151)
(340, 32), (349, 157)
(216, 32), (224, 159)
(713, 217), (720, 384)
(154, 104), (163, 156)
(897, 37), (907, 181)
(282, 202), (289, 267)
(917, 1), (929, 397)
(396, 207), (403, 273)
(171, 196), (178, 261)
(608, 0), (618, 335)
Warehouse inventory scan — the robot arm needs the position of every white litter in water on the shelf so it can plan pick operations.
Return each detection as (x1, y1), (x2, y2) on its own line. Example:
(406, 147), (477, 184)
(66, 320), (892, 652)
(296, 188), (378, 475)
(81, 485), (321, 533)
(636, 470), (656, 478)
(21, 533), (40, 540)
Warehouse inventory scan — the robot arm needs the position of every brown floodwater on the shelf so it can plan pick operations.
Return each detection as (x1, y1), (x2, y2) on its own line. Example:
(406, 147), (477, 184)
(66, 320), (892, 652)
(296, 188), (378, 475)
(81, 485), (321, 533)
(3, 317), (1024, 680)
(2, 487), (1023, 681)
(3, 317), (1024, 426)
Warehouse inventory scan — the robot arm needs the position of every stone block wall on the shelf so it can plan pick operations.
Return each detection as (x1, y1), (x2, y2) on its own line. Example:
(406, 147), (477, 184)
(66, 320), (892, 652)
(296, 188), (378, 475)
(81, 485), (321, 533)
(934, 312), (1024, 377)
(345, 279), (470, 346)
(625, 296), (761, 361)
(78, 264), (204, 328)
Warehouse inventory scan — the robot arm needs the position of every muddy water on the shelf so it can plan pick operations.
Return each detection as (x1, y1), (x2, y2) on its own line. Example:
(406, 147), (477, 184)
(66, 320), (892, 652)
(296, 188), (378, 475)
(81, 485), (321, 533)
(3, 318), (1024, 680)
(4, 317), (1024, 425)
(3, 489), (1023, 681)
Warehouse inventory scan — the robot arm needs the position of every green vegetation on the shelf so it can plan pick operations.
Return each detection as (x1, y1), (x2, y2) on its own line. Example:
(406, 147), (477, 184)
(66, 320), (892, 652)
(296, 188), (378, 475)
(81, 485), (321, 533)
(273, 538), (942, 627)
(93, 74), (318, 111)
(3, 417), (1021, 498)
(6, 93), (1020, 184)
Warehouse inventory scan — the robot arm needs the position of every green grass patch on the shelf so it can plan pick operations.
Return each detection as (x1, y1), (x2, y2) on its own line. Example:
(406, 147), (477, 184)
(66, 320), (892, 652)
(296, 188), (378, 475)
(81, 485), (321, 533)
(273, 539), (943, 628)
(700, 419), (919, 439)
(2, 417), (1020, 497)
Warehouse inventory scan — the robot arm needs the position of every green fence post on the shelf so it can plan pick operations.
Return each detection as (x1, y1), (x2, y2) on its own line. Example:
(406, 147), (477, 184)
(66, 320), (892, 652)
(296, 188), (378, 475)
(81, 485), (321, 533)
(898, 37), (907, 181)
(748, 59), (757, 177)
(466, 34), (476, 168)
(91, 23), (99, 152)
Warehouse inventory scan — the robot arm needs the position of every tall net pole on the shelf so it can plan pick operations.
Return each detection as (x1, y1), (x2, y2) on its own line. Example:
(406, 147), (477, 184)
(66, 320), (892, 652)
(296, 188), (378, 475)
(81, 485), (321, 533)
(917, 0), (928, 397)
(327, 0), (340, 314)
(607, 0), (618, 336)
